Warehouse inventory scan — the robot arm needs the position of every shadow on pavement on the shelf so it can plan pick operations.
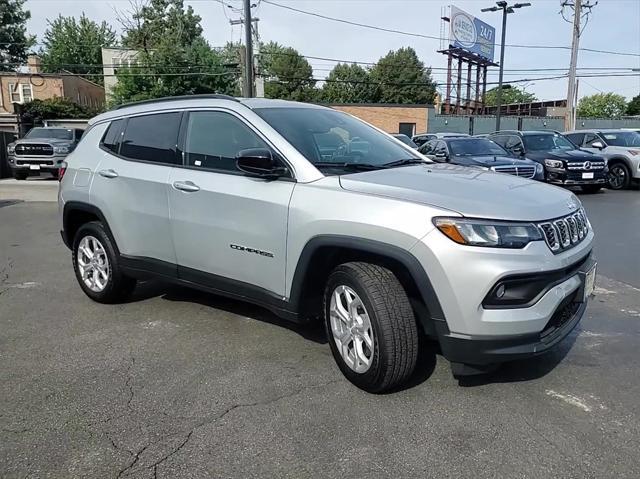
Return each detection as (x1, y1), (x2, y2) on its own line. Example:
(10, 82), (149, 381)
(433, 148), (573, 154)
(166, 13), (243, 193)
(0, 200), (24, 208)
(129, 279), (328, 344)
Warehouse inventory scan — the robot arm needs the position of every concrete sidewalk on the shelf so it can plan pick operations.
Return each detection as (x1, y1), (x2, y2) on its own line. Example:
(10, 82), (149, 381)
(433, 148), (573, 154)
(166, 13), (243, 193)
(0, 177), (58, 203)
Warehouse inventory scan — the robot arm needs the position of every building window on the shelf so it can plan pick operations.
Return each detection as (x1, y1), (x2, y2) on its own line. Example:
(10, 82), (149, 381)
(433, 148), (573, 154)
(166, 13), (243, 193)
(398, 122), (416, 137)
(8, 82), (33, 104)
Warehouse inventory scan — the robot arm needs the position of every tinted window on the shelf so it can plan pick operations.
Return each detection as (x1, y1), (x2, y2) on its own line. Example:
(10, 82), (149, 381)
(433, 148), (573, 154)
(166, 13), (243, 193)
(418, 140), (436, 155)
(505, 136), (522, 150)
(491, 135), (508, 147)
(101, 119), (125, 155)
(600, 131), (640, 147)
(254, 107), (422, 174)
(120, 113), (181, 164)
(565, 133), (585, 146)
(448, 138), (509, 156)
(584, 133), (600, 146)
(522, 133), (574, 151)
(24, 128), (74, 140)
(184, 111), (269, 172)
(74, 129), (84, 141)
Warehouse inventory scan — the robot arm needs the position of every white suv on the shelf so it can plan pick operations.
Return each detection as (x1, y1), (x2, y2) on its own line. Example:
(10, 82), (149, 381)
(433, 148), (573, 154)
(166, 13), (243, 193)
(59, 95), (596, 392)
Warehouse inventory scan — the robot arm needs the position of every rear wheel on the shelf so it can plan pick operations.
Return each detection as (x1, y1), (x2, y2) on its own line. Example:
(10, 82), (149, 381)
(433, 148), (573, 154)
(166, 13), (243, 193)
(581, 185), (602, 194)
(72, 221), (136, 303)
(12, 170), (28, 180)
(324, 262), (418, 393)
(607, 162), (630, 190)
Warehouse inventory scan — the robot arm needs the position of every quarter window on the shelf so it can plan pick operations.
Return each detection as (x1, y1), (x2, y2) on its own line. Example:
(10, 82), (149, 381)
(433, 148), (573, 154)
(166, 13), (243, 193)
(120, 112), (181, 164)
(101, 119), (125, 155)
(584, 133), (601, 146)
(184, 111), (269, 172)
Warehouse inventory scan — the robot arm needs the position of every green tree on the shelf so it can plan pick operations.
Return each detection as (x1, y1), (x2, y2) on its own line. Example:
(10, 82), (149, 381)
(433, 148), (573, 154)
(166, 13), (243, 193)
(484, 85), (537, 106)
(577, 93), (628, 118)
(20, 97), (95, 125)
(0, 0), (35, 71)
(320, 63), (377, 103)
(626, 94), (640, 116)
(111, 1), (238, 104)
(260, 42), (316, 101)
(369, 47), (436, 104)
(39, 14), (116, 85)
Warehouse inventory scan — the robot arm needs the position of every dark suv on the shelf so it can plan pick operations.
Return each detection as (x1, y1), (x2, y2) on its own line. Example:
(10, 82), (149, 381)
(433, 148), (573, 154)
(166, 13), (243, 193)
(489, 130), (607, 193)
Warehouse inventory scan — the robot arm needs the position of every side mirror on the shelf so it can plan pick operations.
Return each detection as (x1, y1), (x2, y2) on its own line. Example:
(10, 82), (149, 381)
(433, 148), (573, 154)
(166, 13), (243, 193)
(236, 148), (288, 179)
(435, 151), (449, 161)
(590, 141), (605, 150)
(510, 146), (524, 155)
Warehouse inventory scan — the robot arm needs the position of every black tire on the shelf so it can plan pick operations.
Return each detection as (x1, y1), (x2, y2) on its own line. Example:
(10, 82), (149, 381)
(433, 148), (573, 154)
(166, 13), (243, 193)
(581, 185), (602, 194)
(12, 170), (28, 180)
(72, 221), (136, 303)
(607, 162), (631, 190)
(324, 262), (419, 393)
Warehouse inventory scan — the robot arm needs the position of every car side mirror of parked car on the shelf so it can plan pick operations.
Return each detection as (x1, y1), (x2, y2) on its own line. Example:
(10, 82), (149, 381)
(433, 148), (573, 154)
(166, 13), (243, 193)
(590, 141), (605, 150)
(236, 148), (289, 179)
(435, 151), (449, 161)
(511, 146), (524, 156)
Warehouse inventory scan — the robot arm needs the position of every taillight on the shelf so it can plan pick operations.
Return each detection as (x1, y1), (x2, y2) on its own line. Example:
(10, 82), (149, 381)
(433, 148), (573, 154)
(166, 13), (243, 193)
(58, 162), (67, 182)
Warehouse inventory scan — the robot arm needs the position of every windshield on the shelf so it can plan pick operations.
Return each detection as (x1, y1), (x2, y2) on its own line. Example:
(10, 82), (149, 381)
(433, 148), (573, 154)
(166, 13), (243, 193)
(24, 128), (73, 140)
(254, 107), (423, 173)
(448, 138), (509, 156)
(601, 131), (640, 147)
(522, 133), (574, 151)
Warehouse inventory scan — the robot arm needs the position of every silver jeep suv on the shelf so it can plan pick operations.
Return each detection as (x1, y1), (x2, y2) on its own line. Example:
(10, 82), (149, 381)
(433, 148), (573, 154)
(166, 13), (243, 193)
(59, 95), (596, 392)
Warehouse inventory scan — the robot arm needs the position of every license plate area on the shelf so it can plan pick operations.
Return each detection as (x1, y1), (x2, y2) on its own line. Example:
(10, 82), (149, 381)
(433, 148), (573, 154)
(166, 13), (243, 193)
(578, 263), (597, 302)
(582, 172), (594, 179)
(29, 165), (41, 170)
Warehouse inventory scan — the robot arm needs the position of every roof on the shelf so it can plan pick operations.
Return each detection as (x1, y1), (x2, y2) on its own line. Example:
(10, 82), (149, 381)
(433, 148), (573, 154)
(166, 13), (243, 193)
(493, 130), (559, 135)
(91, 95), (329, 125)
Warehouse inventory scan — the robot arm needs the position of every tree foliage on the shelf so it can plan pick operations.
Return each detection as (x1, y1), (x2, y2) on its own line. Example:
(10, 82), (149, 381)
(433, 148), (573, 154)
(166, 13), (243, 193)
(626, 94), (640, 116)
(39, 14), (116, 85)
(484, 85), (537, 106)
(111, 0), (238, 104)
(19, 97), (95, 125)
(577, 92), (628, 118)
(261, 42), (316, 101)
(369, 47), (436, 104)
(320, 63), (377, 103)
(0, 0), (35, 72)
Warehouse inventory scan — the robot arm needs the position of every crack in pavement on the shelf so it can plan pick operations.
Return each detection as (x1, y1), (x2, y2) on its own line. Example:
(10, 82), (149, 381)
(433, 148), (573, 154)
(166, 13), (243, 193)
(125, 356), (136, 413)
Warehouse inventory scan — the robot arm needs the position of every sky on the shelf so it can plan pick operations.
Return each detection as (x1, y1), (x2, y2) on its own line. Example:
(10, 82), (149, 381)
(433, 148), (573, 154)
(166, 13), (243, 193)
(24, 0), (640, 102)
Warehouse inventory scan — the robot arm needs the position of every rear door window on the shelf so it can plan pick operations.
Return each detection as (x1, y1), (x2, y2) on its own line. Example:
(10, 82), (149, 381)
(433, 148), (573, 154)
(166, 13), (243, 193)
(565, 133), (585, 146)
(120, 112), (181, 164)
(101, 119), (125, 155)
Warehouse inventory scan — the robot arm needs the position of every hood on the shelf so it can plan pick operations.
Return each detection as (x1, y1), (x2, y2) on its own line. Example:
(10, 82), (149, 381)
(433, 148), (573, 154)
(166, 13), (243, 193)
(453, 155), (534, 167)
(526, 149), (601, 162)
(14, 138), (74, 145)
(339, 164), (579, 222)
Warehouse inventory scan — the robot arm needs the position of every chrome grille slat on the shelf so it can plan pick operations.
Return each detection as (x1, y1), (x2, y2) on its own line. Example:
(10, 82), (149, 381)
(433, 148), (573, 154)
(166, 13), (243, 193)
(537, 208), (589, 254)
(493, 165), (536, 179)
(567, 161), (605, 170)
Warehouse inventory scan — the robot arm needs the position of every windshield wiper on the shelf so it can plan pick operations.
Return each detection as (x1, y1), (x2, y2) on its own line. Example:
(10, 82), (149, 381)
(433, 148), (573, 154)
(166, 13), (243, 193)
(312, 162), (383, 171)
(382, 158), (427, 168)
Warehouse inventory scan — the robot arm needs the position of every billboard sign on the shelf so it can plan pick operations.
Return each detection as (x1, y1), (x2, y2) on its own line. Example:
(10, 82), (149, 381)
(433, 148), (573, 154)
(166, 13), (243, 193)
(449, 6), (496, 62)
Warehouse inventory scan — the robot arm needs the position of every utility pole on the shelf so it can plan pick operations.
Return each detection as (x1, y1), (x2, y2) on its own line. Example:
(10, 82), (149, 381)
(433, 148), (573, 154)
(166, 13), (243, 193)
(562, 0), (596, 131)
(481, 2), (531, 131)
(243, 0), (254, 98)
(252, 18), (264, 98)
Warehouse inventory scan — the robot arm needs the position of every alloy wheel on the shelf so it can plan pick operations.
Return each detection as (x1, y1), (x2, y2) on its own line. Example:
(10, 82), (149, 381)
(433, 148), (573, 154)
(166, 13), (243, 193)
(77, 235), (110, 292)
(608, 165), (626, 189)
(329, 285), (374, 373)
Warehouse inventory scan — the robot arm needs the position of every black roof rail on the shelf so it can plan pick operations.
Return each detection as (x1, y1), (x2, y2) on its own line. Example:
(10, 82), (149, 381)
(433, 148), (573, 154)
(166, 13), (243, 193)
(112, 94), (240, 110)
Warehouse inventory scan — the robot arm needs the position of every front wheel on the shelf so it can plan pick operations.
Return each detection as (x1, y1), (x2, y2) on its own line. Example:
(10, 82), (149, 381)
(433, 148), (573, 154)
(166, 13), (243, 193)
(581, 185), (602, 194)
(324, 262), (418, 393)
(607, 163), (630, 190)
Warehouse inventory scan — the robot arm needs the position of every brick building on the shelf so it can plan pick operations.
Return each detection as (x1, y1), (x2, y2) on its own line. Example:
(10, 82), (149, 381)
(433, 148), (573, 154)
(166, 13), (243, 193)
(330, 103), (430, 136)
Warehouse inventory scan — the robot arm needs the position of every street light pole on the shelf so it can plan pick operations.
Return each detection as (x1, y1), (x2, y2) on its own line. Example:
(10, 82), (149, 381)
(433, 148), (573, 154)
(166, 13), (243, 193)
(481, 2), (531, 131)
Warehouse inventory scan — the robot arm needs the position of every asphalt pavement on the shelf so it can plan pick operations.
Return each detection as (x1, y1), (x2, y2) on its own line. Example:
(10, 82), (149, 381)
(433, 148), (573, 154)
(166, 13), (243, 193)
(1, 181), (639, 478)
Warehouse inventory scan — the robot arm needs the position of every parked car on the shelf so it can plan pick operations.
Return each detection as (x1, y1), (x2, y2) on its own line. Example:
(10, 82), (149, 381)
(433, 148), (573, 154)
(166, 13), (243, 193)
(7, 127), (84, 180)
(418, 137), (544, 180)
(392, 133), (418, 148)
(564, 129), (640, 190)
(489, 130), (607, 193)
(59, 95), (596, 392)
(412, 132), (470, 146)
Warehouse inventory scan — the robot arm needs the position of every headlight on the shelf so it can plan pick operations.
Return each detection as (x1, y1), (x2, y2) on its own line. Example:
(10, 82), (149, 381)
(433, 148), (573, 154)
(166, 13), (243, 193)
(535, 162), (544, 172)
(433, 217), (543, 248)
(7, 144), (15, 154)
(544, 159), (564, 169)
(53, 145), (70, 154)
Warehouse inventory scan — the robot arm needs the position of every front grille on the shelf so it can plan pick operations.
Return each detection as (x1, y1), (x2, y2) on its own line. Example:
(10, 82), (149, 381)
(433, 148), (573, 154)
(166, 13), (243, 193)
(16, 160), (54, 165)
(493, 165), (536, 178)
(566, 161), (606, 170)
(537, 208), (589, 253)
(15, 144), (54, 156)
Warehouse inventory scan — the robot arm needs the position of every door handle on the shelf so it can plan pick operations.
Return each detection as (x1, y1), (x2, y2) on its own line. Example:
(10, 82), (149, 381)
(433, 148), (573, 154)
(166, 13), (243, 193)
(98, 169), (119, 179)
(173, 181), (200, 193)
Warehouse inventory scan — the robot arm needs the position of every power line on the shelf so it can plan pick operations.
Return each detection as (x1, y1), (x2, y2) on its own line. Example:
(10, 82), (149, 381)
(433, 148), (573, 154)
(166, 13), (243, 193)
(261, 0), (640, 57)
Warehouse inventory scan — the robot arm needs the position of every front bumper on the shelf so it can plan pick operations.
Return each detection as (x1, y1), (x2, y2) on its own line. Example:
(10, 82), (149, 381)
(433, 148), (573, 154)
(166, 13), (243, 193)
(8, 154), (67, 171)
(545, 167), (607, 185)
